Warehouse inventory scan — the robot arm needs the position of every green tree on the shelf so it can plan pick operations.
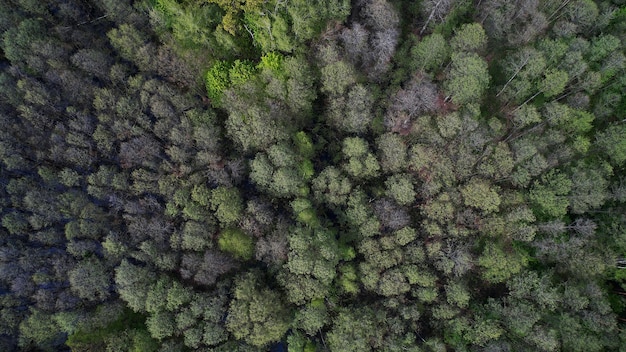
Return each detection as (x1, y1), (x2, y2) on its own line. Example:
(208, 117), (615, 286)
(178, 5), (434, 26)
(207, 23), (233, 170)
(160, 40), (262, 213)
(18, 309), (61, 351)
(342, 137), (380, 179)
(445, 53), (490, 105)
(411, 33), (449, 72)
(205, 61), (231, 105)
(376, 133), (407, 173)
(385, 174), (416, 205)
(461, 178), (501, 214)
(327, 308), (384, 352)
(528, 171), (572, 219)
(596, 124), (626, 166)
(226, 271), (290, 347)
(478, 243), (527, 283)
(210, 187), (243, 225)
(320, 60), (357, 96)
(451, 23), (487, 53)
(312, 167), (352, 206)
(218, 228), (254, 260)
(115, 260), (157, 313)
(69, 258), (111, 301)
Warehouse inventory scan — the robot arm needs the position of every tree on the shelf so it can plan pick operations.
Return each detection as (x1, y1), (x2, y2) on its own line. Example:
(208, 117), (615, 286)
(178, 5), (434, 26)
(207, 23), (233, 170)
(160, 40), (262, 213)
(218, 228), (254, 260)
(146, 310), (176, 340)
(205, 61), (230, 105)
(444, 53), (490, 105)
(596, 124), (626, 166)
(326, 308), (384, 352)
(451, 23), (487, 53)
(387, 77), (437, 130)
(478, 243), (527, 283)
(294, 300), (328, 335)
(210, 187), (243, 225)
(226, 271), (290, 347)
(411, 33), (449, 72)
(461, 179), (501, 214)
(528, 171), (572, 219)
(2, 19), (45, 64)
(377, 133), (407, 173)
(568, 163), (609, 214)
(107, 24), (156, 72)
(312, 167), (352, 206)
(68, 258), (111, 302)
(418, 0), (458, 35)
(385, 174), (416, 206)
(320, 60), (357, 96)
(115, 260), (156, 313)
(328, 84), (374, 133)
(18, 309), (61, 351)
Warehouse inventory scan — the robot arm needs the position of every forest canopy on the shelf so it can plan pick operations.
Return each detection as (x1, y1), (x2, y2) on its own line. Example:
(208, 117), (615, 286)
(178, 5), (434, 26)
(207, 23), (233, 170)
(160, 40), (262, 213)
(1, 0), (626, 351)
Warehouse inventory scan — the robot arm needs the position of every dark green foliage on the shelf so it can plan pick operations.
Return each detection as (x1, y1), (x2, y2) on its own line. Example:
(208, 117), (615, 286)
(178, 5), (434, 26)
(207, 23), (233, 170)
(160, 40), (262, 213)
(0, 0), (624, 351)
(226, 271), (290, 347)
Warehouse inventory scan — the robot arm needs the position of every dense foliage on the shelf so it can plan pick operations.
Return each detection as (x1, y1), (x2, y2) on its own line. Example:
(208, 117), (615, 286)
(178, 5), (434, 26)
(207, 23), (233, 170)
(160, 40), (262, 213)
(1, 0), (626, 351)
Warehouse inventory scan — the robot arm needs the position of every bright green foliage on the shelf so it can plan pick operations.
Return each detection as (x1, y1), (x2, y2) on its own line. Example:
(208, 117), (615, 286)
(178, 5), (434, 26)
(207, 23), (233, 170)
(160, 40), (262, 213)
(244, 12), (294, 53)
(445, 53), (490, 105)
(337, 264), (359, 295)
(210, 187), (243, 225)
(539, 69), (568, 98)
(146, 311), (175, 340)
(451, 23), (487, 53)
(226, 271), (290, 347)
(258, 52), (284, 73)
(445, 282), (470, 308)
(251, 148), (309, 198)
(529, 171), (572, 219)
(294, 131), (314, 159)
(342, 137), (380, 179)
(286, 0), (350, 42)
(588, 34), (621, 63)
(385, 174), (416, 205)
(479, 243), (527, 283)
(145, 279), (169, 314)
(285, 226), (341, 288)
(229, 60), (256, 86)
(461, 179), (501, 213)
(292, 198), (319, 227)
(513, 105), (541, 128)
(155, 0), (220, 49)
(207, 0), (266, 34)
(218, 228), (254, 260)
(205, 61), (231, 104)
(411, 33), (449, 72)
(166, 281), (193, 311)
